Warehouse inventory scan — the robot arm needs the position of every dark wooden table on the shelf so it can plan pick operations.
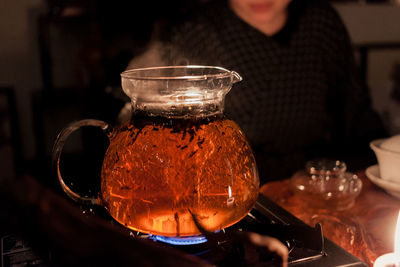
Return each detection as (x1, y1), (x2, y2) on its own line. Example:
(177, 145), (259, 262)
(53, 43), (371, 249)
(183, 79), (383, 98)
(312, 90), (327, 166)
(260, 170), (400, 267)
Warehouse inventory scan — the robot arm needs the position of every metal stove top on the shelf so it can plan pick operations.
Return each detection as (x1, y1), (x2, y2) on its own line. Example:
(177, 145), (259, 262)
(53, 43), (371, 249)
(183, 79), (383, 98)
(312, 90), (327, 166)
(1, 194), (367, 267)
(250, 195), (367, 266)
(141, 194), (367, 266)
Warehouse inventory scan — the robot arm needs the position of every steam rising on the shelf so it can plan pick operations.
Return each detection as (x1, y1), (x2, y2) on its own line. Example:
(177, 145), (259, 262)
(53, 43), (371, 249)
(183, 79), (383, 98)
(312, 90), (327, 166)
(126, 41), (190, 70)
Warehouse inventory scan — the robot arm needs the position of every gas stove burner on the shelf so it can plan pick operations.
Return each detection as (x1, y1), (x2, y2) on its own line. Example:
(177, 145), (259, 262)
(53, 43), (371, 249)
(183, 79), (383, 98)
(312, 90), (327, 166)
(148, 235), (208, 245)
(122, 196), (366, 266)
(1, 194), (367, 266)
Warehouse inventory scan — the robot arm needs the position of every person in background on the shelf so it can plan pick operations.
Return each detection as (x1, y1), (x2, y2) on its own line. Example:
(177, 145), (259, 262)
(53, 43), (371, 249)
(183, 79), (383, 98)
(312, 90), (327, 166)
(127, 0), (387, 184)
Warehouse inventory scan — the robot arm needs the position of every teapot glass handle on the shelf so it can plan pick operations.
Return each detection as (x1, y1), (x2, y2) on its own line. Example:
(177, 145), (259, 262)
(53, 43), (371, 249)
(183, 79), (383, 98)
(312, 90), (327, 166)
(52, 119), (112, 205)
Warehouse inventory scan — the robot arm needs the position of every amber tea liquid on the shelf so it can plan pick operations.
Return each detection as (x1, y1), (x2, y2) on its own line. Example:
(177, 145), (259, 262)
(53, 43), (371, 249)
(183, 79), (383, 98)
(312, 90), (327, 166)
(101, 114), (259, 236)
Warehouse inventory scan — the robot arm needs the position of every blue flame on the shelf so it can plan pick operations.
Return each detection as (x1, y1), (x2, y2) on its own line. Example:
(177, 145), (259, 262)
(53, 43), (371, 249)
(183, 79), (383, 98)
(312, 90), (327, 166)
(149, 235), (208, 245)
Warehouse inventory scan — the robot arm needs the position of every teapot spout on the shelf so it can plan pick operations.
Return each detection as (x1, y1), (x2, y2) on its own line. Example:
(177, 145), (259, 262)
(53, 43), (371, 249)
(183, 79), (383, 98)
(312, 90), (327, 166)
(231, 71), (243, 84)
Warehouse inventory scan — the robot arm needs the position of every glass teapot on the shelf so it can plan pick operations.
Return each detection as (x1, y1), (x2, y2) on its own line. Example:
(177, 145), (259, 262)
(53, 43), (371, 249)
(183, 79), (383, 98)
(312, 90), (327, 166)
(53, 66), (260, 237)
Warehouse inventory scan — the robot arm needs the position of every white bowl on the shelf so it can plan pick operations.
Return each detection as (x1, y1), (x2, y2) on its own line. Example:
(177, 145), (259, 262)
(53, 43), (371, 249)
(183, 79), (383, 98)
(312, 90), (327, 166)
(365, 165), (400, 199)
(370, 138), (400, 183)
(381, 135), (400, 153)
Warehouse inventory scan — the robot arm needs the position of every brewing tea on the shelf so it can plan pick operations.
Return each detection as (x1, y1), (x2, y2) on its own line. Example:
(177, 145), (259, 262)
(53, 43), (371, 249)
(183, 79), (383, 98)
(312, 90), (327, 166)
(101, 114), (259, 236)
(53, 66), (259, 238)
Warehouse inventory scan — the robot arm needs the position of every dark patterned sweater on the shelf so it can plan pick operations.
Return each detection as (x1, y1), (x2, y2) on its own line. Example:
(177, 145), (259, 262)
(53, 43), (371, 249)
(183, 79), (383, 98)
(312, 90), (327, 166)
(160, 0), (385, 182)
